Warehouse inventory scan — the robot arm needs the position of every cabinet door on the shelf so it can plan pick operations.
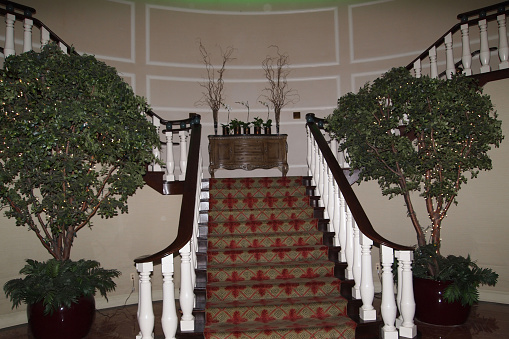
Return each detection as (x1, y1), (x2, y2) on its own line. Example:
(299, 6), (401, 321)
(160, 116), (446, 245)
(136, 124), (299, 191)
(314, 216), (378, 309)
(264, 138), (287, 164)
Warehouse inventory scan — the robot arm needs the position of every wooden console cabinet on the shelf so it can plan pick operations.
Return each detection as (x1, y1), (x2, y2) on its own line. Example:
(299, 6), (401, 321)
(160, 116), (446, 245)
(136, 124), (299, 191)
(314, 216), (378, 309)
(208, 134), (288, 177)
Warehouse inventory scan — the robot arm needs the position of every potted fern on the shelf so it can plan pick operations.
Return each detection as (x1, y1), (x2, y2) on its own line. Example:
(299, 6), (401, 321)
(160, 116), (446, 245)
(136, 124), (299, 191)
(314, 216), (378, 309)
(0, 43), (159, 338)
(326, 67), (502, 325)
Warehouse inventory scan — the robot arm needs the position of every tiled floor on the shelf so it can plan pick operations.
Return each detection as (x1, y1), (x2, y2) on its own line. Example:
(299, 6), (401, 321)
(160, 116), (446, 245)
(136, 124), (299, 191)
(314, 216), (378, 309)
(0, 301), (507, 338)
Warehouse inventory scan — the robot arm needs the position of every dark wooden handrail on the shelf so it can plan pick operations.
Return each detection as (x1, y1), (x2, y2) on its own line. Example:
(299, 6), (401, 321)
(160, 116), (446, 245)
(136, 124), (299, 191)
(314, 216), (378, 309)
(0, 0), (35, 16)
(457, 1), (508, 21)
(306, 113), (413, 251)
(0, 3), (74, 55)
(406, 2), (509, 72)
(134, 117), (202, 264)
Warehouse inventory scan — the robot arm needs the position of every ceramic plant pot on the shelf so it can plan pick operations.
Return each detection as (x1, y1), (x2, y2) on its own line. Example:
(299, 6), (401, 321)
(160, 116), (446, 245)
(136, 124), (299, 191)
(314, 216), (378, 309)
(413, 277), (471, 326)
(27, 295), (96, 339)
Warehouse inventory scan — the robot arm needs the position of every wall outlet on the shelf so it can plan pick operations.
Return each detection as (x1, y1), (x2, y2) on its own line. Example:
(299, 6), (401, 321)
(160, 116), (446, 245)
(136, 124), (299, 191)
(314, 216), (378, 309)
(130, 273), (136, 281)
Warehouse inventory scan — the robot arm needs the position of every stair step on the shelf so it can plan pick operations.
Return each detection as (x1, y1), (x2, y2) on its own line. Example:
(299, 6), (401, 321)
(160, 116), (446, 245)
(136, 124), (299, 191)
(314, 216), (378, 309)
(208, 231), (325, 249)
(209, 194), (311, 210)
(208, 217), (318, 235)
(207, 259), (335, 283)
(207, 244), (329, 265)
(209, 176), (306, 189)
(206, 276), (342, 302)
(208, 207), (315, 223)
(205, 315), (356, 339)
(209, 185), (307, 199)
(205, 295), (350, 322)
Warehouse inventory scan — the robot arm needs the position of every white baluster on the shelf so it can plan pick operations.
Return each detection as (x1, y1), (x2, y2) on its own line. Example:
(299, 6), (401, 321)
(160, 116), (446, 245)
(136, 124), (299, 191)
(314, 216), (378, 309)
(40, 26), (50, 46)
(317, 151), (325, 203)
(152, 116), (162, 171)
(179, 242), (195, 331)
(308, 130), (316, 187)
(136, 262), (154, 339)
(498, 14), (509, 69)
(58, 41), (66, 53)
(413, 59), (422, 78)
(179, 130), (188, 180)
(338, 191), (347, 262)
(359, 234), (376, 321)
(479, 19), (491, 73)
(345, 205), (354, 280)
(461, 23), (472, 75)
(332, 180), (340, 247)
(381, 246), (398, 339)
(306, 126), (313, 177)
(165, 130), (175, 181)
(395, 251), (404, 328)
(429, 46), (438, 78)
(397, 250), (417, 338)
(444, 32), (455, 79)
(23, 18), (33, 52)
(327, 167), (335, 231)
(4, 13), (16, 57)
(352, 221), (362, 299)
(161, 256), (178, 339)
(314, 140), (321, 196)
(322, 164), (330, 219)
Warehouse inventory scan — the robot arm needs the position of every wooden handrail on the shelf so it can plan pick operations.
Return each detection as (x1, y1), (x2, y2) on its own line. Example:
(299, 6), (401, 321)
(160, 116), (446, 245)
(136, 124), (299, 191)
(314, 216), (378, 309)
(406, 2), (509, 72)
(0, 0), (35, 15)
(134, 119), (202, 264)
(306, 114), (413, 251)
(457, 1), (508, 21)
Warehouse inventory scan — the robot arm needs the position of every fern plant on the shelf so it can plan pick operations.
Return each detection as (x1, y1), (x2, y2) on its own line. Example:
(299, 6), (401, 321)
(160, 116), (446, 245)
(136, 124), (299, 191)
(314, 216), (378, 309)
(4, 259), (120, 315)
(413, 244), (498, 306)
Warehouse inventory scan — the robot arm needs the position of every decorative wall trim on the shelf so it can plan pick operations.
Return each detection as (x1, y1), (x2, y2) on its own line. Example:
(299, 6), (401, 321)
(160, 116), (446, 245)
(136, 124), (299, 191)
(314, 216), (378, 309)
(145, 4), (339, 69)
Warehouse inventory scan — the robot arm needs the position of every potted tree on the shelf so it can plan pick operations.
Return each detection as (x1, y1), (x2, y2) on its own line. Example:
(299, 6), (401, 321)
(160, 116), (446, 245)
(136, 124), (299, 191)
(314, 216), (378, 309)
(326, 67), (502, 325)
(197, 41), (235, 135)
(260, 46), (299, 134)
(0, 44), (159, 338)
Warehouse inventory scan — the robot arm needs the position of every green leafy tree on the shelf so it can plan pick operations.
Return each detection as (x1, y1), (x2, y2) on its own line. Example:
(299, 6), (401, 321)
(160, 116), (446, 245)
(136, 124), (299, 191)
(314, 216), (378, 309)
(0, 44), (160, 261)
(326, 67), (503, 254)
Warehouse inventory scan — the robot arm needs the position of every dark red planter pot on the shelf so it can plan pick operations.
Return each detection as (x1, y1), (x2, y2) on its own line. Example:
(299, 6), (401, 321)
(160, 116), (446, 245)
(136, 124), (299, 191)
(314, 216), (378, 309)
(413, 277), (471, 326)
(27, 295), (95, 339)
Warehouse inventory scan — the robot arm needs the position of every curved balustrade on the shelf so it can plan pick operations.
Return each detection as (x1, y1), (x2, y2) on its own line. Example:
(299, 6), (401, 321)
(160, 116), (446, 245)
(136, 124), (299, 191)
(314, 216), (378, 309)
(406, 1), (509, 81)
(134, 115), (202, 339)
(0, 0), (73, 56)
(306, 113), (417, 338)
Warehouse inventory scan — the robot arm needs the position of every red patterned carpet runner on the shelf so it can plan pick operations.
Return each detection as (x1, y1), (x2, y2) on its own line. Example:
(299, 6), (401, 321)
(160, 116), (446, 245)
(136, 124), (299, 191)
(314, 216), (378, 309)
(205, 177), (356, 338)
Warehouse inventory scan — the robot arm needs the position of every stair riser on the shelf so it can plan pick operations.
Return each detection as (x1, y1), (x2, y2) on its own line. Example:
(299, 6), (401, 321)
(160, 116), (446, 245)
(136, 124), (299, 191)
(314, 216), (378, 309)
(207, 280), (342, 302)
(209, 208), (315, 222)
(206, 300), (349, 323)
(207, 263), (335, 283)
(209, 196), (310, 210)
(208, 218), (318, 235)
(208, 233), (324, 249)
(207, 246), (329, 265)
(209, 186), (307, 199)
(209, 176), (305, 190)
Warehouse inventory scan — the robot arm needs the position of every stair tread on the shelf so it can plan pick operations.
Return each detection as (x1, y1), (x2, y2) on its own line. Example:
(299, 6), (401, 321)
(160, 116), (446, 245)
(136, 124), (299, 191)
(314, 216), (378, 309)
(205, 314), (356, 338)
(206, 294), (349, 309)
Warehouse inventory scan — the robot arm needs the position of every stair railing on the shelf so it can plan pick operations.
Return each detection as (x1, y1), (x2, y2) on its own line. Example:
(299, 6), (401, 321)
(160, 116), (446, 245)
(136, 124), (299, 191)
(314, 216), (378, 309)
(134, 115), (202, 339)
(306, 113), (417, 338)
(0, 0), (72, 57)
(407, 1), (509, 81)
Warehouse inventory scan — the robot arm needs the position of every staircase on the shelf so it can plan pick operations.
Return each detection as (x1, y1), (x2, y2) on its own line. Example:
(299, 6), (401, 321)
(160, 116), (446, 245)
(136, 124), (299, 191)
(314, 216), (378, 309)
(201, 176), (364, 338)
